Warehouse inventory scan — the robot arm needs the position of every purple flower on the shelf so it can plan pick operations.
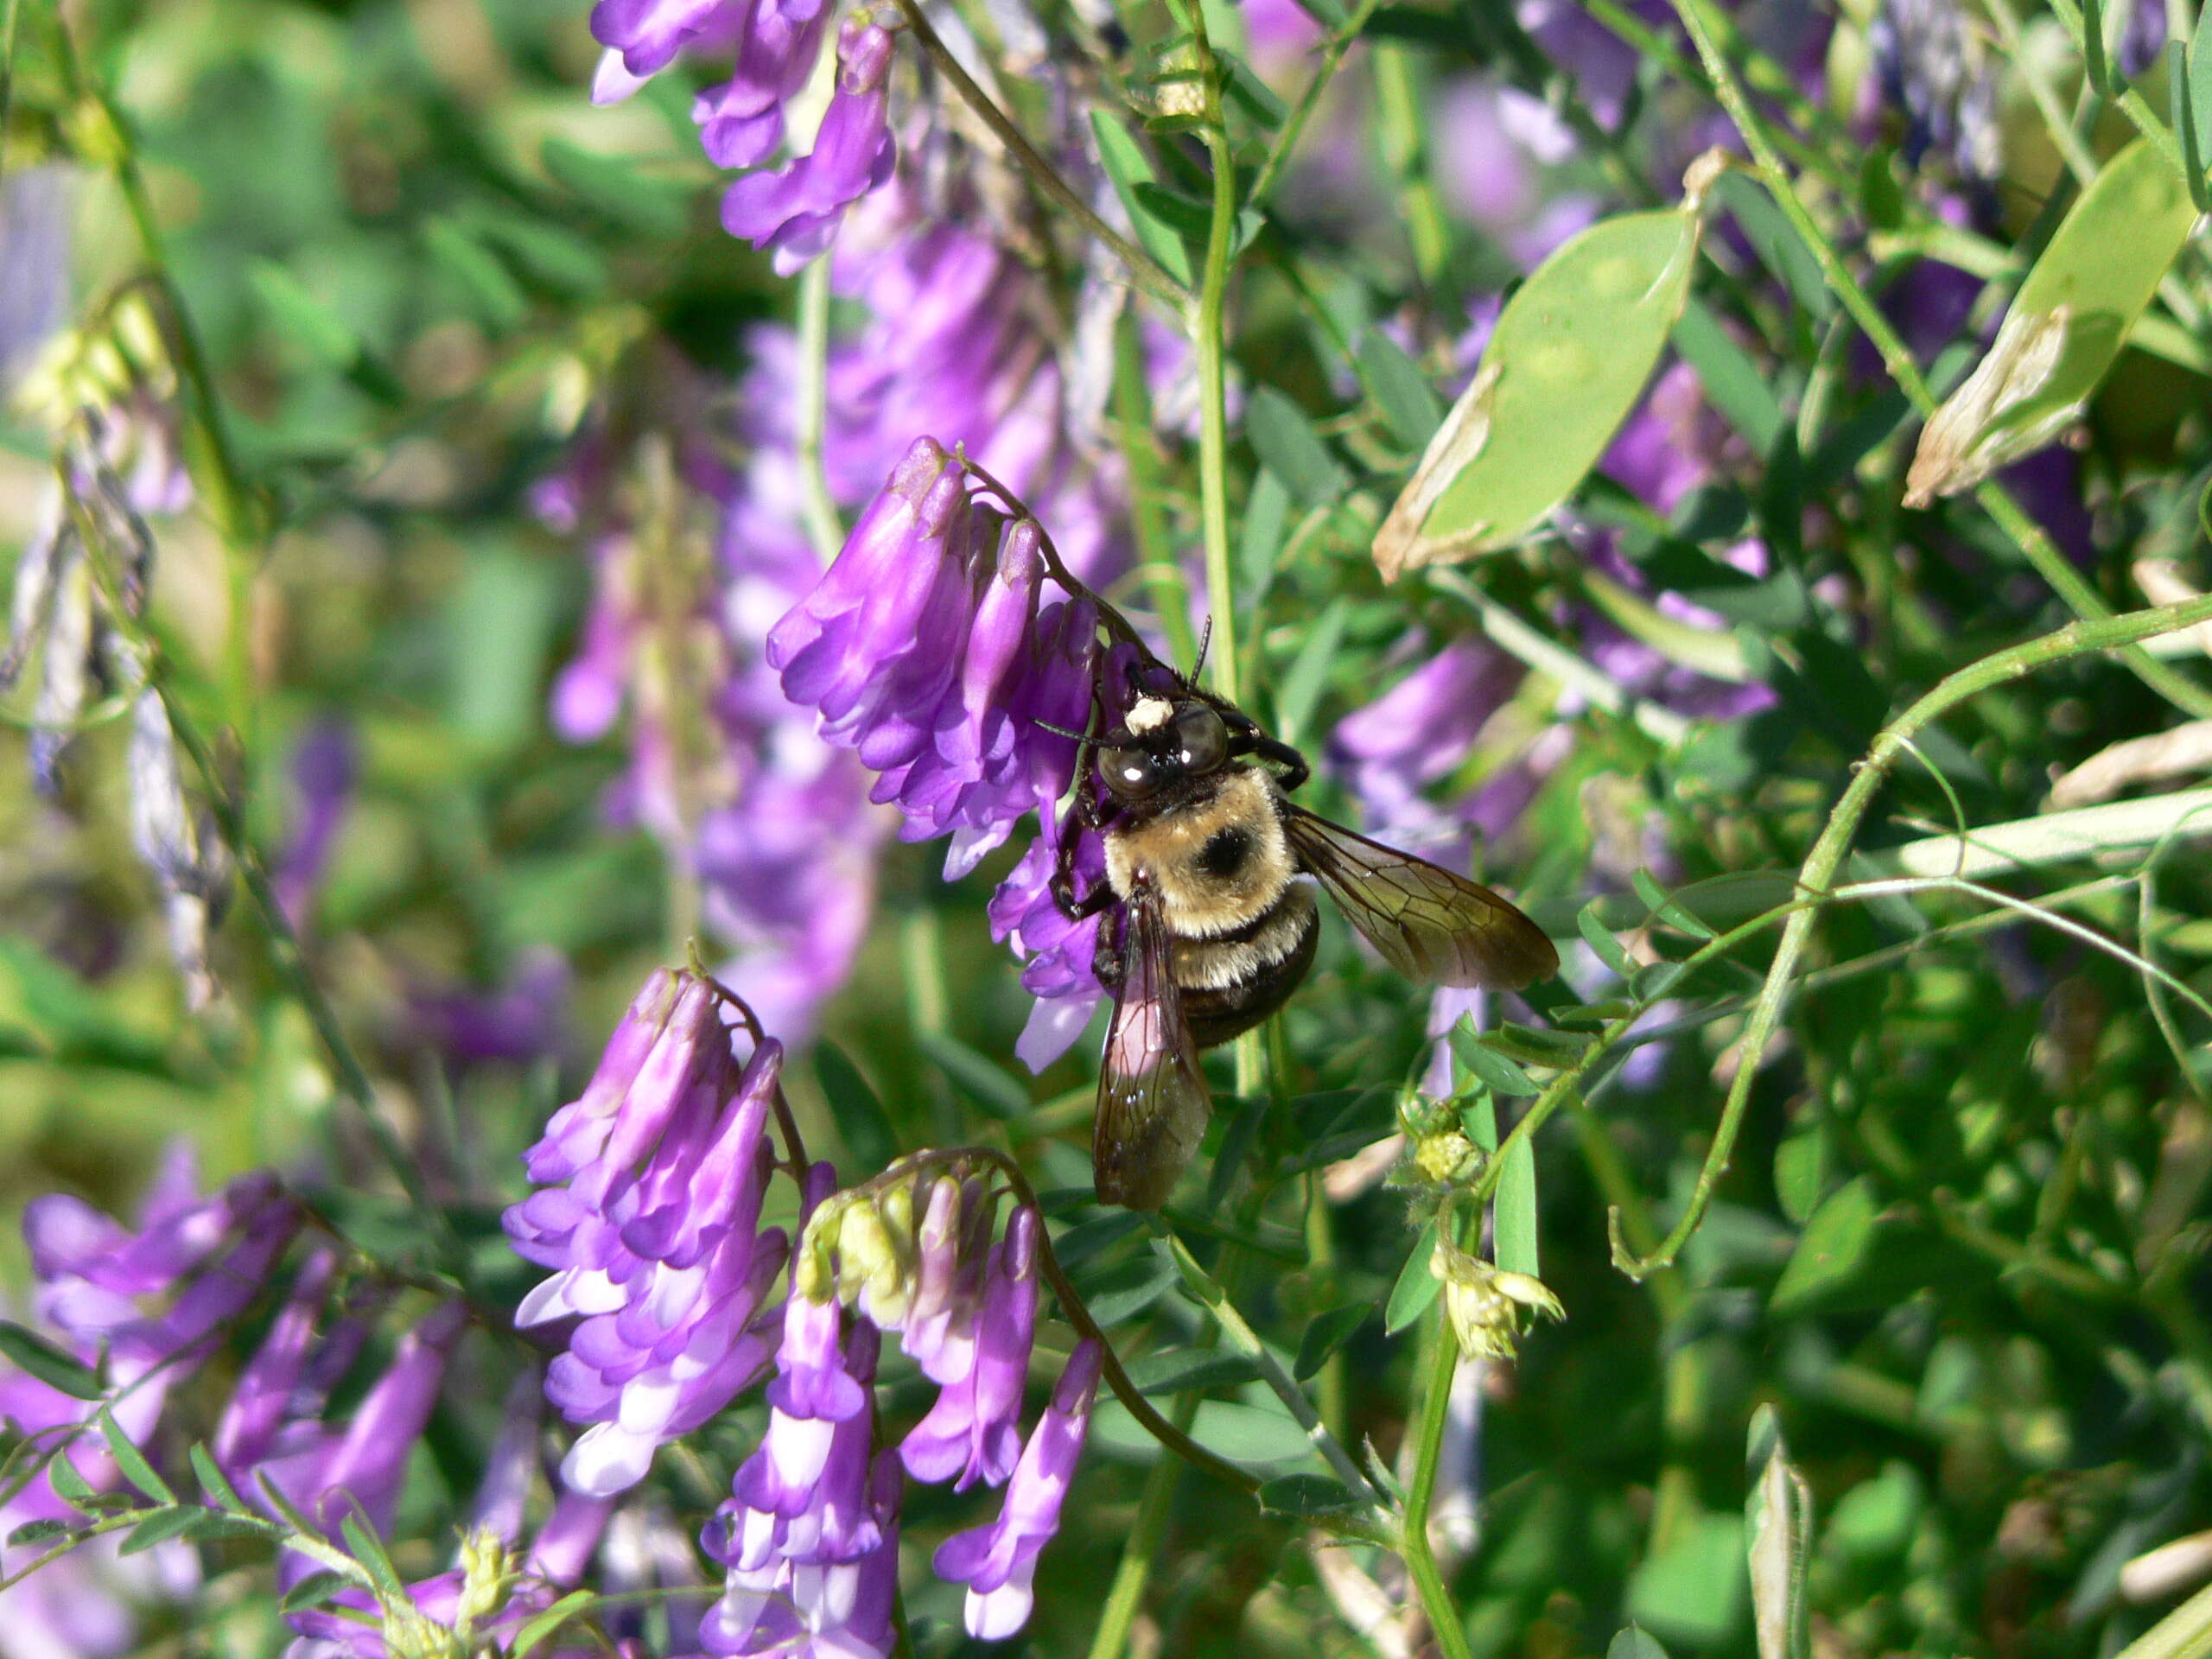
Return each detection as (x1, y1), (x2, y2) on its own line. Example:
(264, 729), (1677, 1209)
(407, 946), (574, 1067)
(932, 1338), (1102, 1639)
(28, 1147), (302, 1428)
(255, 1300), (470, 1541)
(1870, 0), (2002, 181)
(898, 1205), (1037, 1491)
(272, 720), (357, 931)
(721, 19), (898, 273)
(506, 969), (786, 1496)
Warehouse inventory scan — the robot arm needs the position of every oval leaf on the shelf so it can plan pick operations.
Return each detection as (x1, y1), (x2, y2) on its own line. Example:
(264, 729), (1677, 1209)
(1770, 1176), (1881, 1312)
(0, 1320), (104, 1402)
(1906, 138), (2197, 504)
(1375, 203), (1701, 578)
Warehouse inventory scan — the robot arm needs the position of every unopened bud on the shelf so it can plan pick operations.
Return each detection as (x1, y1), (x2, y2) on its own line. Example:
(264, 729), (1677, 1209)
(837, 1198), (912, 1325)
(454, 1524), (517, 1630)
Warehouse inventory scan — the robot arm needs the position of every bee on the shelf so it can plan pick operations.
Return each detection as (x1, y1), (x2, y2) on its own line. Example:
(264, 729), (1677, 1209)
(1052, 654), (1560, 1210)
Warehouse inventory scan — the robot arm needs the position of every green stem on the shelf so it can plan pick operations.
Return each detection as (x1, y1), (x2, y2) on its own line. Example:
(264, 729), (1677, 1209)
(1160, 1230), (1387, 1511)
(1371, 46), (1452, 300)
(1110, 309), (1199, 668)
(1249, 0), (1384, 211)
(1399, 1324), (1476, 1659)
(1665, 0), (2212, 722)
(1189, 26), (1242, 709)
(794, 256), (844, 563)
(1608, 589), (2212, 1277)
(887, 0), (1187, 310)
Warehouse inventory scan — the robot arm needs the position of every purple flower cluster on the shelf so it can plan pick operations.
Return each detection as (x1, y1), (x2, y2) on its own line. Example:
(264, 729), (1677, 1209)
(588, 0), (898, 269)
(701, 1163), (1102, 1652)
(505, 968), (789, 1497)
(767, 438), (1121, 1064)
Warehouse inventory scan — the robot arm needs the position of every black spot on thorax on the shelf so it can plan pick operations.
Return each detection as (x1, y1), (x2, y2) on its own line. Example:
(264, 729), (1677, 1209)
(1196, 824), (1253, 880)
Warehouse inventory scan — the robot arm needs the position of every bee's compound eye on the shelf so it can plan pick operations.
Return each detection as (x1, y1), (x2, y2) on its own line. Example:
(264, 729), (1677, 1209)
(1173, 705), (1228, 771)
(1100, 747), (1164, 801)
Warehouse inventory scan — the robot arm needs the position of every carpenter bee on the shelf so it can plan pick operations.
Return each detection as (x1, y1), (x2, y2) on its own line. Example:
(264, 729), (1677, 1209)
(1052, 654), (1560, 1210)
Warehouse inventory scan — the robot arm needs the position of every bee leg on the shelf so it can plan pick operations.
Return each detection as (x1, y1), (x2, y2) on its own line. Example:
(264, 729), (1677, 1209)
(1092, 912), (1128, 989)
(1050, 790), (1121, 918)
(1231, 729), (1308, 791)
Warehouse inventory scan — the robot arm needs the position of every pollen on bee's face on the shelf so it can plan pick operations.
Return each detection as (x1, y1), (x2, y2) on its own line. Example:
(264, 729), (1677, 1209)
(1125, 696), (1175, 735)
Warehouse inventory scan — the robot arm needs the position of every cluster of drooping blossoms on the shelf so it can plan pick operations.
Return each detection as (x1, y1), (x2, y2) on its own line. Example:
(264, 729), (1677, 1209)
(504, 968), (790, 1497)
(588, 0), (899, 270)
(702, 1166), (1102, 1649)
(768, 437), (1117, 1065)
(2, 1146), (632, 1659)
(502, 966), (1105, 1652)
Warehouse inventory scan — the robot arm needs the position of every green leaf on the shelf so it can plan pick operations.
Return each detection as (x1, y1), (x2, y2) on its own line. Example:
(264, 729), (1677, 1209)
(1384, 1220), (1443, 1334)
(1906, 138), (2197, 504)
(1772, 1128), (1830, 1226)
(1089, 114), (1196, 288)
(1633, 868), (1717, 938)
(1052, 1211), (1150, 1270)
(1293, 1302), (1372, 1380)
(47, 1447), (101, 1509)
(0, 1321), (103, 1401)
(1771, 1177), (1881, 1312)
(1672, 297), (1785, 453)
(1246, 386), (1348, 507)
(1236, 469), (1292, 596)
(249, 261), (360, 367)
(1187, 1400), (1314, 1465)
(1205, 1093), (1269, 1214)
(1575, 905), (1628, 978)
(1713, 171), (1832, 316)
(1745, 1406), (1814, 1659)
(1628, 1511), (1748, 1647)
(515, 1589), (600, 1658)
(1376, 200), (1702, 578)
(1258, 1473), (1364, 1517)
(176, 1510), (271, 1542)
(1272, 596), (1348, 747)
(1607, 1628), (1671, 1659)
(340, 1511), (408, 1603)
(539, 137), (690, 237)
(1358, 329), (1444, 448)
(1449, 1025), (1541, 1096)
(918, 1033), (1030, 1119)
(99, 1409), (174, 1504)
(280, 1570), (358, 1614)
(445, 549), (566, 754)
(1495, 1116), (1540, 1277)
(1084, 1261), (1180, 1326)
(2174, 49), (2209, 211)
(1826, 1461), (1921, 1560)
(816, 1042), (897, 1170)
(120, 1503), (207, 1555)
(7, 1517), (73, 1547)
(423, 218), (529, 333)
(2192, 2), (2212, 164)
(189, 1443), (250, 1513)
(1125, 1349), (1261, 1395)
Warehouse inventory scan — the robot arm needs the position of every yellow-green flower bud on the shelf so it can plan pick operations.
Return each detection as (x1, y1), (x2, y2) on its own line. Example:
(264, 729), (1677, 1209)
(454, 1523), (517, 1631)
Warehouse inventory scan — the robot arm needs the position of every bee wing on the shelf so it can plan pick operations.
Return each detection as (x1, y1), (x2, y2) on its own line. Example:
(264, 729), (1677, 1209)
(1282, 806), (1560, 991)
(1094, 881), (1211, 1211)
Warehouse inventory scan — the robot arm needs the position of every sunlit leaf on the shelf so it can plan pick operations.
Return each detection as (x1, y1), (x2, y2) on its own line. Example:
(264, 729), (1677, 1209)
(0, 1321), (103, 1402)
(1090, 114), (1197, 288)
(1905, 138), (2196, 504)
(1771, 1177), (1881, 1312)
(1373, 168), (1710, 578)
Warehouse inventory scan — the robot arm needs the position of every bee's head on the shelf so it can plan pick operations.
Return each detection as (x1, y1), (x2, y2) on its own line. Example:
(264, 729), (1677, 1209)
(1098, 696), (1228, 803)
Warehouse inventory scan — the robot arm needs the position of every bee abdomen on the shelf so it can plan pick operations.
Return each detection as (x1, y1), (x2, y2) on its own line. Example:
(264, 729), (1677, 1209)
(1176, 887), (1319, 1049)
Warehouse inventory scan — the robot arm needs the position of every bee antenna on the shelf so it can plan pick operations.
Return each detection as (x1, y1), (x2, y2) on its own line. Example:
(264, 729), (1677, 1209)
(1031, 716), (1089, 741)
(1189, 615), (1212, 682)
